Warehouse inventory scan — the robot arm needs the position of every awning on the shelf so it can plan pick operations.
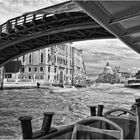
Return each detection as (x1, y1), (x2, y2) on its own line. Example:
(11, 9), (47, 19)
(4, 61), (22, 73)
(74, 1), (140, 54)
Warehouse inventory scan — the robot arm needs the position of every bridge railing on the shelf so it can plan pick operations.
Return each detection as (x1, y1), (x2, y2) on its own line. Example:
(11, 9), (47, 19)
(0, 13), (41, 34)
(0, 1), (76, 37)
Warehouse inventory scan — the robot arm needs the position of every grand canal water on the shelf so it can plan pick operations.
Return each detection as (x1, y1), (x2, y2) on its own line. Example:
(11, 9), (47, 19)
(0, 83), (139, 139)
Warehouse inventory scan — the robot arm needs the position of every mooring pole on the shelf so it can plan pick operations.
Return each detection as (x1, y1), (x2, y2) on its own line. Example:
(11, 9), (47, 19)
(97, 105), (104, 116)
(89, 106), (96, 116)
(18, 116), (33, 139)
(41, 112), (54, 133)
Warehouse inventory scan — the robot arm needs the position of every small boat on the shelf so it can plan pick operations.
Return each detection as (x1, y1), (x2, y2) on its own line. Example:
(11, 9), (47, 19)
(124, 78), (140, 88)
(51, 86), (77, 93)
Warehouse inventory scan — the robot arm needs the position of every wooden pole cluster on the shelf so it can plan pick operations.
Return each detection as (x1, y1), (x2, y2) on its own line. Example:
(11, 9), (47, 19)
(18, 112), (55, 139)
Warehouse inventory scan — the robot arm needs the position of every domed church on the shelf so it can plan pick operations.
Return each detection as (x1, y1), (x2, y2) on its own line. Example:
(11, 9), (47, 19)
(103, 62), (113, 74)
(96, 62), (121, 83)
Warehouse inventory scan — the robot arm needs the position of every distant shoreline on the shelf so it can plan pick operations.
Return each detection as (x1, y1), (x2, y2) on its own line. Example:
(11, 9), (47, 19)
(0, 82), (125, 90)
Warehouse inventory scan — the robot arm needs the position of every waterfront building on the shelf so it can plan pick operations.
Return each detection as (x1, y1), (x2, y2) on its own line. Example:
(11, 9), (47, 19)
(103, 62), (113, 74)
(96, 62), (122, 83)
(19, 49), (48, 83)
(135, 70), (140, 79)
(72, 48), (86, 87)
(9, 43), (86, 86)
(4, 61), (22, 82)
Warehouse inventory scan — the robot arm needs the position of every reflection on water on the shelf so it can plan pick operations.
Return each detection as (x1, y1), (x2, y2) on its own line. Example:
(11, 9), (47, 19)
(0, 83), (138, 139)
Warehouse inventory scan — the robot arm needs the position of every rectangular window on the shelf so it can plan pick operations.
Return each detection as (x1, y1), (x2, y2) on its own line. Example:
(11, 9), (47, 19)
(48, 75), (50, 80)
(48, 66), (50, 72)
(29, 54), (32, 64)
(21, 68), (24, 73)
(5, 74), (12, 78)
(70, 69), (72, 74)
(34, 67), (37, 72)
(66, 68), (68, 74)
(29, 67), (31, 72)
(41, 53), (43, 63)
(54, 67), (57, 73)
(40, 67), (43, 72)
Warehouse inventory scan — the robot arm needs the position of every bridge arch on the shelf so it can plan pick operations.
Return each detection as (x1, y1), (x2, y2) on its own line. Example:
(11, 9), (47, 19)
(0, 1), (114, 67)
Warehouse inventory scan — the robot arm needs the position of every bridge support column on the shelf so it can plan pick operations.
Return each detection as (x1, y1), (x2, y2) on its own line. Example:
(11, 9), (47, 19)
(0, 67), (4, 90)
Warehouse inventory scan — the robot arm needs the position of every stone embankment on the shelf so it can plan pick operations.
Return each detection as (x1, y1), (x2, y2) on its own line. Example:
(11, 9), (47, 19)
(2, 82), (78, 92)
(2, 82), (37, 89)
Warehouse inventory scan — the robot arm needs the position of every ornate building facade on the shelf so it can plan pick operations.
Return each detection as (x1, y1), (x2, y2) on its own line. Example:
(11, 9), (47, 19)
(72, 48), (86, 87)
(15, 43), (86, 86)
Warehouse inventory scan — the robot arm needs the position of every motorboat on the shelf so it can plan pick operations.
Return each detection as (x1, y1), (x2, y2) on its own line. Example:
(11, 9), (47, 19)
(124, 78), (140, 88)
(1, 0), (140, 139)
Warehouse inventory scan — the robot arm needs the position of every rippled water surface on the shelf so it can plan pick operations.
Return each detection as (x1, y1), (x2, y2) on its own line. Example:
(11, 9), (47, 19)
(0, 83), (139, 139)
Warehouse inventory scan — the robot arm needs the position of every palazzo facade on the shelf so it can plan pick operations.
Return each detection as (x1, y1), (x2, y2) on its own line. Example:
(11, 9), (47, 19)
(16, 43), (86, 86)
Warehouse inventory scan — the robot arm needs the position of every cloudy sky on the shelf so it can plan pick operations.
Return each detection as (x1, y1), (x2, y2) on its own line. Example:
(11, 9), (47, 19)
(1, 0), (140, 78)
(73, 39), (140, 78)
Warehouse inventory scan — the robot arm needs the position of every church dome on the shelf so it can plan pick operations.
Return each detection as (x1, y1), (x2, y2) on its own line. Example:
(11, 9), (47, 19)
(103, 62), (113, 74)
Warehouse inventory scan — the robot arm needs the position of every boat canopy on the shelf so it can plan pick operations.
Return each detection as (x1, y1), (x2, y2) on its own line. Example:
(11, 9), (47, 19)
(75, 1), (140, 54)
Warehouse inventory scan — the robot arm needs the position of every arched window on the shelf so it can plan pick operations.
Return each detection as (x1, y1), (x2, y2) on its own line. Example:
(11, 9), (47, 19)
(29, 54), (31, 64)
(41, 53), (43, 63)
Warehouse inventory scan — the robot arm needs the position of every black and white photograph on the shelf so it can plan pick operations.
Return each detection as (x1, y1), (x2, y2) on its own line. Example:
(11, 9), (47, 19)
(0, 0), (140, 139)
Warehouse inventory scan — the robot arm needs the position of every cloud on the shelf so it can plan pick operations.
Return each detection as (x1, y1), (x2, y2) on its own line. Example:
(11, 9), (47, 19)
(73, 39), (140, 77)
(73, 39), (140, 59)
